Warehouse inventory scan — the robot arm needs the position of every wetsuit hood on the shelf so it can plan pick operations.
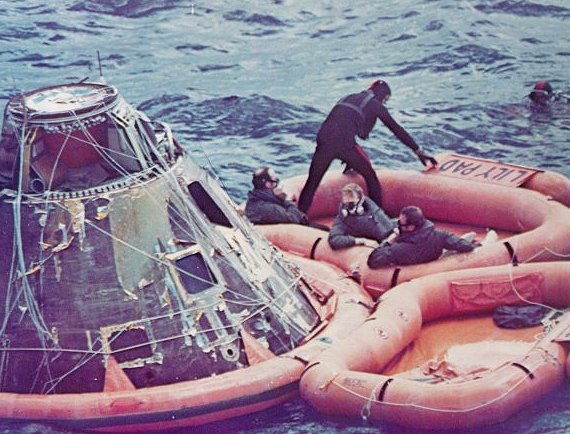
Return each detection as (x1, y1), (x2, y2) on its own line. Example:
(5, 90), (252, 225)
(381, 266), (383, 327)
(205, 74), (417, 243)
(369, 80), (391, 100)
(529, 80), (554, 105)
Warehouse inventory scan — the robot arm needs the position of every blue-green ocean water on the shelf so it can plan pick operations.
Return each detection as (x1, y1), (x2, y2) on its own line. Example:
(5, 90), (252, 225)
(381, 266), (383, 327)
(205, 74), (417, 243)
(1, 1), (569, 433)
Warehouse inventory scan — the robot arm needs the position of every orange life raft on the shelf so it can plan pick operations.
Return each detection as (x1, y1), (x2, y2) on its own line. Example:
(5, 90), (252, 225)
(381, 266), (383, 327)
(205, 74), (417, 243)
(299, 262), (570, 430)
(0, 257), (371, 432)
(260, 156), (570, 297)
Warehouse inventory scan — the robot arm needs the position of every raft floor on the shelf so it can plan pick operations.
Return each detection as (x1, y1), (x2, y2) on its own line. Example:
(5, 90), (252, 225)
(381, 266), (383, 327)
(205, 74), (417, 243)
(383, 314), (542, 379)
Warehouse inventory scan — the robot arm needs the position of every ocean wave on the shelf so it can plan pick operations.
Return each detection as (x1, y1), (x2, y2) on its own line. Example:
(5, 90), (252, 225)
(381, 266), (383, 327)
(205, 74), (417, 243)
(138, 94), (322, 142)
(394, 44), (515, 75)
(474, 1), (570, 18)
(35, 21), (102, 35)
(0, 28), (41, 42)
(68, 0), (183, 18)
(196, 64), (239, 73)
(223, 9), (288, 27)
(175, 44), (229, 54)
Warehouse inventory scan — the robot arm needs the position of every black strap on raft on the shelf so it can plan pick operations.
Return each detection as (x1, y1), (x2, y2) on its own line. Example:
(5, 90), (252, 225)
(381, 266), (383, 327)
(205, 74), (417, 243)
(357, 300), (376, 310)
(511, 362), (535, 379)
(292, 354), (310, 365)
(390, 268), (401, 288)
(309, 237), (322, 260)
(377, 378), (394, 401)
(300, 361), (321, 379)
(503, 241), (519, 266)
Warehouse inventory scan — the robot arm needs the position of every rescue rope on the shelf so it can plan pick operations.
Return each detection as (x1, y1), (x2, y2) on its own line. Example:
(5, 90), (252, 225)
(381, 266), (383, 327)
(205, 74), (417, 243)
(11, 108), (54, 345)
(522, 246), (570, 263)
(0, 268), (335, 358)
(505, 261), (565, 313)
(360, 379), (384, 421)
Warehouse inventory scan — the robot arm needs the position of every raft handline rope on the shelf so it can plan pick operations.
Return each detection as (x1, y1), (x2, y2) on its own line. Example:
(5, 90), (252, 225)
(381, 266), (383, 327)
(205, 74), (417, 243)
(523, 246), (570, 263)
(326, 309), (565, 416)
(505, 262), (564, 313)
(361, 379), (385, 421)
(330, 361), (542, 414)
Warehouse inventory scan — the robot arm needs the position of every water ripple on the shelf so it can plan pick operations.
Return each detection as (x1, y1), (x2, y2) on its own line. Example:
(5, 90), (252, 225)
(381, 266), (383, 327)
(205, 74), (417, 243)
(395, 44), (515, 74)
(0, 27), (41, 42)
(139, 94), (321, 142)
(387, 33), (416, 43)
(68, 0), (183, 18)
(223, 10), (288, 27)
(35, 21), (101, 35)
(425, 20), (444, 31)
(475, 1), (570, 17)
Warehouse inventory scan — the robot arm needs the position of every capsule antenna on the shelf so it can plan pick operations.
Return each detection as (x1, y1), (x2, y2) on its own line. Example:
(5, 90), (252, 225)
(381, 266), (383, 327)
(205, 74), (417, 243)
(97, 50), (106, 84)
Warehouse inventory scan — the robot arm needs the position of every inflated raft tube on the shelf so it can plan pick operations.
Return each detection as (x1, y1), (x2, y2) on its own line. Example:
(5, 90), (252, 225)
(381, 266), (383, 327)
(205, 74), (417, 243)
(300, 262), (570, 430)
(0, 257), (372, 433)
(260, 167), (570, 297)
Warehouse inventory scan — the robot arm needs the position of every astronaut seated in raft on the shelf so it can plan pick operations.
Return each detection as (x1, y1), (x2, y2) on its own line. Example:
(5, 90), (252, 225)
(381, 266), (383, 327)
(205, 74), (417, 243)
(327, 184), (488, 269)
(244, 167), (329, 230)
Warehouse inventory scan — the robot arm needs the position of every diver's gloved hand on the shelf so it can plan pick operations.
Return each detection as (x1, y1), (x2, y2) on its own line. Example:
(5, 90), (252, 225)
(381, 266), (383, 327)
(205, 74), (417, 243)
(414, 148), (438, 167)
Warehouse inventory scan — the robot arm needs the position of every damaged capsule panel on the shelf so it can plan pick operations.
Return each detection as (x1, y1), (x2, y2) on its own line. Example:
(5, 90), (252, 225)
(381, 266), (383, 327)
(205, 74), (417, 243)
(0, 82), (322, 394)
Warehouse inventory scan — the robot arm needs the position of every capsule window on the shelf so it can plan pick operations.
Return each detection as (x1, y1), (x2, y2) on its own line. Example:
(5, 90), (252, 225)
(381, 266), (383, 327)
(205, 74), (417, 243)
(188, 181), (232, 227)
(105, 126), (142, 173)
(109, 327), (153, 364)
(176, 252), (217, 294)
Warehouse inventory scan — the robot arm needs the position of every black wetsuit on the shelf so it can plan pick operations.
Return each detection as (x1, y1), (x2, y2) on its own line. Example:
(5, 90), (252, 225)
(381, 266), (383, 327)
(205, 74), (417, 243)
(298, 90), (420, 213)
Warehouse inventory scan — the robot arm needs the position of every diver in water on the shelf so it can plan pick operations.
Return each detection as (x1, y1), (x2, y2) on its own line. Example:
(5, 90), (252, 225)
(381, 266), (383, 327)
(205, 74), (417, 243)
(528, 80), (570, 106)
(297, 80), (437, 213)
